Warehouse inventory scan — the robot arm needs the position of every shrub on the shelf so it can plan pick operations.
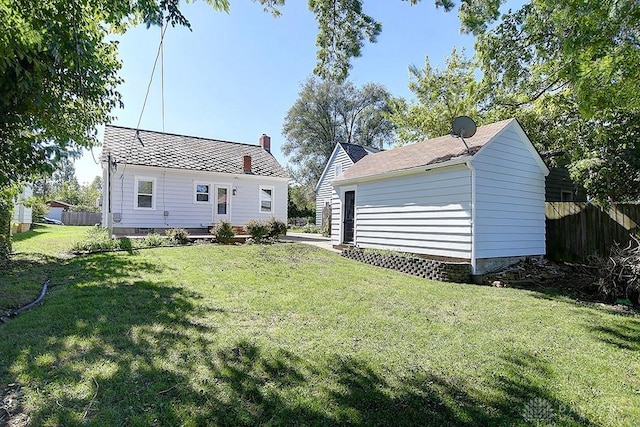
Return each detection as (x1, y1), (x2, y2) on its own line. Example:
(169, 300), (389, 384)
(141, 233), (165, 247)
(165, 228), (190, 245)
(119, 237), (133, 251)
(71, 226), (119, 253)
(27, 197), (49, 222)
(303, 224), (322, 234)
(212, 221), (234, 244)
(245, 220), (269, 242)
(266, 217), (287, 238)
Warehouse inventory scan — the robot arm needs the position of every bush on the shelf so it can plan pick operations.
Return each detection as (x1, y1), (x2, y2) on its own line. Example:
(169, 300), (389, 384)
(212, 221), (234, 244)
(27, 197), (49, 222)
(119, 237), (133, 251)
(266, 217), (287, 238)
(303, 224), (322, 234)
(71, 226), (119, 253)
(245, 220), (269, 242)
(165, 228), (190, 245)
(141, 233), (165, 247)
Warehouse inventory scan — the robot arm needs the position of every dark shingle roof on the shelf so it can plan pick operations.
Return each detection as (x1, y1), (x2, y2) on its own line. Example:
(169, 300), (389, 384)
(337, 119), (514, 182)
(102, 126), (288, 178)
(339, 143), (381, 163)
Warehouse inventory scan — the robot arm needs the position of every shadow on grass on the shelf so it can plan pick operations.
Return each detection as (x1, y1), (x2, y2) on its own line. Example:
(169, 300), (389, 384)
(588, 318), (640, 352)
(10, 224), (50, 244)
(0, 252), (600, 425)
(0, 253), (62, 313)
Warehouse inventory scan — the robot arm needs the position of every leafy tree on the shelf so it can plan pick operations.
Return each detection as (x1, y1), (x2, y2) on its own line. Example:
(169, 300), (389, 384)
(75, 177), (103, 212)
(51, 176), (102, 212)
(476, 0), (640, 117)
(288, 185), (315, 220)
(308, 0), (505, 81)
(282, 77), (395, 186)
(474, 0), (640, 202)
(388, 47), (483, 144)
(32, 158), (76, 199)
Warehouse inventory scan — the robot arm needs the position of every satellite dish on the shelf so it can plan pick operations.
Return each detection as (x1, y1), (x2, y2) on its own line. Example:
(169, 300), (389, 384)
(451, 116), (477, 153)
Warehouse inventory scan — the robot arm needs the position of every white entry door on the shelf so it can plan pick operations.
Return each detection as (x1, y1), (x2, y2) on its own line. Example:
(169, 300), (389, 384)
(214, 184), (231, 223)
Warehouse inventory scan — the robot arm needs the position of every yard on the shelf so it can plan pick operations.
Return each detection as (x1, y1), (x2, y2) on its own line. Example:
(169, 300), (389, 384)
(0, 225), (639, 425)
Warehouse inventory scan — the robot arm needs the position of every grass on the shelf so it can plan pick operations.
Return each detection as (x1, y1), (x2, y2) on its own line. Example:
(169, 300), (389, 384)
(0, 226), (639, 425)
(0, 224), (87, 314)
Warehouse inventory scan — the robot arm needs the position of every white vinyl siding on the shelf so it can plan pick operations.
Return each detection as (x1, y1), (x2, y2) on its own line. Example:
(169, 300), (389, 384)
(110, 165), (287, 229)
(472, 126), (546, 258)
(339, 165), (472, 258)
(12, 186), (33, 224)
(316, 146), (354, 226)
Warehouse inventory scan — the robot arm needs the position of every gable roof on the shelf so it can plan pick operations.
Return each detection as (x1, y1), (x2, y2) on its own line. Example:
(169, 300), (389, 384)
(336, 119), (532, 183)
(340, 142), (381, 163)
(102, 126), (288, 178)
(314, 142), (380, 191)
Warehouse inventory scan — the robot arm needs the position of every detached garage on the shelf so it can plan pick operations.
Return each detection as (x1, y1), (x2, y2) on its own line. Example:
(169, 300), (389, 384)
(331, 118), (550, 275)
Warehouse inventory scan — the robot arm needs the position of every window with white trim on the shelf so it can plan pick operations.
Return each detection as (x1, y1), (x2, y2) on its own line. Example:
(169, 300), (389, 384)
(135, 177), (155, 209)
(259, 186), (273, 213)
(195, 183), (211, 203)
(335, 163), (343, 177)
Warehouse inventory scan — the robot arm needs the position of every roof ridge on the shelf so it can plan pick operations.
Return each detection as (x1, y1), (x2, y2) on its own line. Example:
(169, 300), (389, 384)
(105, 125), (263, 149)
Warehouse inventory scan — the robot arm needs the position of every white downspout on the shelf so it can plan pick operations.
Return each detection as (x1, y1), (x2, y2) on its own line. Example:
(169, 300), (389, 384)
(466, 161), (477, 275)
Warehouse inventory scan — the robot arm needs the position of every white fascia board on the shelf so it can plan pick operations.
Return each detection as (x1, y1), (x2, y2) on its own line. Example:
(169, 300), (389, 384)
(315, 143), (346, 192)
(332, 156), (471, 187)
(473, 119), (550, 176)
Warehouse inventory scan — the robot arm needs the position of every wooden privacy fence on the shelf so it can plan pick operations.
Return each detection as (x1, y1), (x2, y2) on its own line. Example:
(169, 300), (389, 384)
(61, 211), (102, 226)
(546, 202), (640, 262)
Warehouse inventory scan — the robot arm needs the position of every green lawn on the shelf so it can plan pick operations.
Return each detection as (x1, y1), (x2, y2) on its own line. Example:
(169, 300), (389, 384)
(1, 225), (88, 314)
(0, 226), (639, 425)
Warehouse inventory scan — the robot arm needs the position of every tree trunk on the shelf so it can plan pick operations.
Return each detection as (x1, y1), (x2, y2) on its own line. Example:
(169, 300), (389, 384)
(0, 190), (13, 259)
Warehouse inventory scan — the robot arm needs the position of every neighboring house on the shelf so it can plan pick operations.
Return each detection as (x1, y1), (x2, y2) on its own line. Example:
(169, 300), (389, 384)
(331, 118), (550, 275)
(12, 185), (33, 233)
(101, 126), (289, 235)
(545, 167), (587, 202)
(315, 142), (380, 227)
(46, 200), (73, 222)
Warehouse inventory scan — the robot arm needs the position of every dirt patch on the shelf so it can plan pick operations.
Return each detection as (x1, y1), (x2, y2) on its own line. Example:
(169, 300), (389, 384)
(0, 383), (29, 427)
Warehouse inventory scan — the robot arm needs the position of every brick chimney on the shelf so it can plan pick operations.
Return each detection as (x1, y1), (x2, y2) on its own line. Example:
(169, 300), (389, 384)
(259, 134), (271, 153)
(243, 155), (252, 173)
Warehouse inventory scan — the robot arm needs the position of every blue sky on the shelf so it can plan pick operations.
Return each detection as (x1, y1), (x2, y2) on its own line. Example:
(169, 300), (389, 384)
(75, 1), (479, 184)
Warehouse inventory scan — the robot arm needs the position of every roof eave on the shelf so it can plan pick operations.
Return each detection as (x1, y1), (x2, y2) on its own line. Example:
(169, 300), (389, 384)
(104, 162), (289, 180)
(315, 143), (347, 192)
(333, 156), (471, 186)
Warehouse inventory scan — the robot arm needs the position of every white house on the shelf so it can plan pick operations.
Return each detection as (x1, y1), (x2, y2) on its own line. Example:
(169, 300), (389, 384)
(12, 185), (33, 233)
(315, 142), (380, 227)
(101, 126), (289, 235)
(331, 118), (550, 275)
